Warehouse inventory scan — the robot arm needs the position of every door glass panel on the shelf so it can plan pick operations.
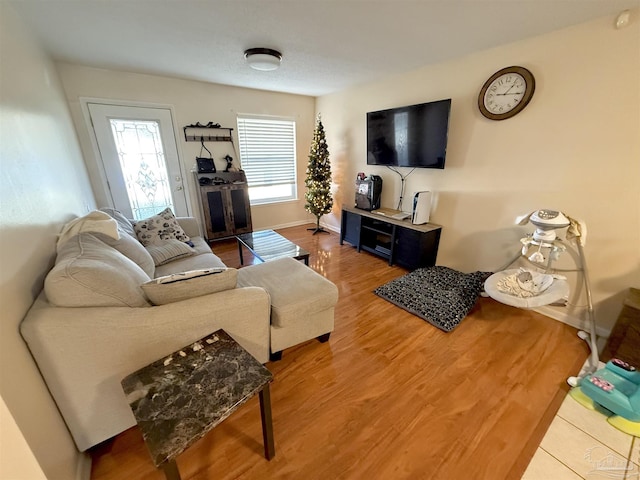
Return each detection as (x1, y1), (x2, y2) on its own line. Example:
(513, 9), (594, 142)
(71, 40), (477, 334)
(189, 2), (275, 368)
(109, 119), (174, 220)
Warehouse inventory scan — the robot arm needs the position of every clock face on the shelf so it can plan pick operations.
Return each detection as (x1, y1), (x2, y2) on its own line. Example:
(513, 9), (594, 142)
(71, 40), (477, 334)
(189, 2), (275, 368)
(484, 73), (526, 115)
(478, 66), (535, 120)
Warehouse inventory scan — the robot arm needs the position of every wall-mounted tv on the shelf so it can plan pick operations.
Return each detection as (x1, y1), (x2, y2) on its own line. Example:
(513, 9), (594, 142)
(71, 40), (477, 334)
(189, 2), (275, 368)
(366, 98), (451, 169)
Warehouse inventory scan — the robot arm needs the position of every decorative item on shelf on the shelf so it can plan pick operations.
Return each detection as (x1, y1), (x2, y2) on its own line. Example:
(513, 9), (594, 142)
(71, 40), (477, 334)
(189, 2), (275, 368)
(478, 66), (535, 120)
(185, 122), (221, 129)
(305, 114), (333, 235)
(223, 154), (237, 173)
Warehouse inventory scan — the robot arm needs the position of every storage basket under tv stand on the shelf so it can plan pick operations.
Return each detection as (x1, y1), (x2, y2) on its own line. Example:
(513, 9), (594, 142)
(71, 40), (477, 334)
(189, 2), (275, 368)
(340, 206), (442, 270)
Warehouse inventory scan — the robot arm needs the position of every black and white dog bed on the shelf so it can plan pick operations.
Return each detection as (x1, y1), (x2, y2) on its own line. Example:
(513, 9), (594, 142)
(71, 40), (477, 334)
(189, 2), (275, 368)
(373, 266), (492, 332)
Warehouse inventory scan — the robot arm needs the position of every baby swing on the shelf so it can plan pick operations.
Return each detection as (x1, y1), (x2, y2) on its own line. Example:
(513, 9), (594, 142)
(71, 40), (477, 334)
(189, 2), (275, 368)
(484, 209), (640, 435)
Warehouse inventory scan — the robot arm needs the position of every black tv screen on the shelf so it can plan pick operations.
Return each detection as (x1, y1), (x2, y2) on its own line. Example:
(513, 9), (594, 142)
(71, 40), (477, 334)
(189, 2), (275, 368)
(367, 98), (451, 168)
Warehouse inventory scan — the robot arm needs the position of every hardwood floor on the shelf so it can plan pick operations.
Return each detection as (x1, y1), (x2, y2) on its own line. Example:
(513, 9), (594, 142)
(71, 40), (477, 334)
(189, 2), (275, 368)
(90, 224), (588, 480)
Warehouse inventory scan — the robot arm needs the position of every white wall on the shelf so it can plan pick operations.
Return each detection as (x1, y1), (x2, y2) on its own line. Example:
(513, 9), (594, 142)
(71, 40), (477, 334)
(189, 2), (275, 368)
(56, 64), (316, 232)
(0, 4), (95, 479)
(317, 12), (640, 334)
(1, 398), (47, 480)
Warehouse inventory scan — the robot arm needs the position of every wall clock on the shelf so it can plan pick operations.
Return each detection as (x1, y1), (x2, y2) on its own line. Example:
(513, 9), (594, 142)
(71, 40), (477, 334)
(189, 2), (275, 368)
(478, 66), (535, 120)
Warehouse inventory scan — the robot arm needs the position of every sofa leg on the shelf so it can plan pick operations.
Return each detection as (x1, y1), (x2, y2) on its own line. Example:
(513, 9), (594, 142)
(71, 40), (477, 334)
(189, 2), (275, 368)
(269, 351), (283, 362)
(317, 333), (331, 343)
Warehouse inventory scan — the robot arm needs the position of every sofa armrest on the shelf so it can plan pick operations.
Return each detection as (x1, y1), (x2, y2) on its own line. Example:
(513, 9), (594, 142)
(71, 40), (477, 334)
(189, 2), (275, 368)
(20, 286), (270, 451)
(176, 217), (201, 238)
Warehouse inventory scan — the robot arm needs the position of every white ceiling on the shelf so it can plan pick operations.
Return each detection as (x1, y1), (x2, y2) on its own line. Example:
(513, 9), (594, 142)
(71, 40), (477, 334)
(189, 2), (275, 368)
(10, 0), (640, 97)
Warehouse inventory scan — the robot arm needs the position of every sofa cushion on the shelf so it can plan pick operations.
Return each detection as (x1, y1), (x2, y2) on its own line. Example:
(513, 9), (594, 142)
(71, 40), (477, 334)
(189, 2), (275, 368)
(93, 230), (155, 277)
(57, 211), (120, 250)
(133, 208), (191, 246)
(145, 239), (196, 266)
(100, 208), (136, 238)
(154, 237), (226, 277)
(141, 268), (238, 305)
(45, 233), (151, 307)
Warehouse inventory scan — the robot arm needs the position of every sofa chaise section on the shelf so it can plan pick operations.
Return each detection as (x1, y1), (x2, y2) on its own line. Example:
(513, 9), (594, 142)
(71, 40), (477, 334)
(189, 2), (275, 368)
(21, 287), (270, 452)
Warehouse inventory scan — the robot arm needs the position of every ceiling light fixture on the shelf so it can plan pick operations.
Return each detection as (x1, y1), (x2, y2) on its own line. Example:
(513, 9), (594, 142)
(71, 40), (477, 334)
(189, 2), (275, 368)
(244, 48), (282, 71)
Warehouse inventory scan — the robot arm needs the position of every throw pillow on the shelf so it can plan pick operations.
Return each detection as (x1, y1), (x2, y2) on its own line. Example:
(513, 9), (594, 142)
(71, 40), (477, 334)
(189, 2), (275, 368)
(141, 268), (238, 305)
(100, 208), (136, 238)
(133, 207), (191, 246)
(145, 239), (196, 266)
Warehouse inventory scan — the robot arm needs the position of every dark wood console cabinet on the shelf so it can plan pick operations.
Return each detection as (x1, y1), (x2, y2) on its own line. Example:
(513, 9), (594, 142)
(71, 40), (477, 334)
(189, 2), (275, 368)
(185, 124), (253, 242)
(197, 171), (252, 241)
(340, 206), (441, 270)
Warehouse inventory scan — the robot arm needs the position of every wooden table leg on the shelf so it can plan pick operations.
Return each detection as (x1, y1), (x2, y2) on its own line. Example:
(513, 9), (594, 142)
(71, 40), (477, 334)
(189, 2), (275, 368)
(259, 384), (275, 460)
(161, 460), (181, 480)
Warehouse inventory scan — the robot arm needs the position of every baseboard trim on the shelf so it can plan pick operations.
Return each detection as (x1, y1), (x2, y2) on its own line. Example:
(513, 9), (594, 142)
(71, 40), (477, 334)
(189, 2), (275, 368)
(319, 221), (340, 234)
(533, 305), (611, 339)
(76, 452), (92, 480)
(258, 219), (340, 235)
(265, 219), (314, 231)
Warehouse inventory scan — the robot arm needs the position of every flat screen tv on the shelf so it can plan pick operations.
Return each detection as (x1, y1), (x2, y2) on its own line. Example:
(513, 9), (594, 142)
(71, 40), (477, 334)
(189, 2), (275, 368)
(366, 98), (451, 169)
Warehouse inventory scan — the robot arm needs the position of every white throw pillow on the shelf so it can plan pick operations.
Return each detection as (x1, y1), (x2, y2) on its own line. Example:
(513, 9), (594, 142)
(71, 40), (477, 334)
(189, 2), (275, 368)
(133, 207), (191, 246)
(145, 239), (196, 266)
(141, 268), (238, 305)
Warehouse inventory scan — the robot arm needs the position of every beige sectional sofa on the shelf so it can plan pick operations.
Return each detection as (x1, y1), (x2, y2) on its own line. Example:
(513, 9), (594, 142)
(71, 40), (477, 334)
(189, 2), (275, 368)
(21, 209), (338, 453)
(20, 211), (273, 452)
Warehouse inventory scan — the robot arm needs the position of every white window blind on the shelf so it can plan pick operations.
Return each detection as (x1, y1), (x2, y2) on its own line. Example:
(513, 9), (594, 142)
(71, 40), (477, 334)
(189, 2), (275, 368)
(237, 116), (297, 204)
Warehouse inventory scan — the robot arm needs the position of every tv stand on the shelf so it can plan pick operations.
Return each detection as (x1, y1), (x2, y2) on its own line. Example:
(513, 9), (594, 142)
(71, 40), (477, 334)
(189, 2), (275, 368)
(340, 206), (442, 269)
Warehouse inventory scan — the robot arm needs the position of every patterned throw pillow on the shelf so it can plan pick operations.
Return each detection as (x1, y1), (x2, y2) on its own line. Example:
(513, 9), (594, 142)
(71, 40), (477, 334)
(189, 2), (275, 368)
(133, 208), (191, 247)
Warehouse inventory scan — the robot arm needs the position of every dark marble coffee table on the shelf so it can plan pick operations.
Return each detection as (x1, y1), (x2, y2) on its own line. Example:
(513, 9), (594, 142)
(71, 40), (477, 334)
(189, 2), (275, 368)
(121, 330), (274, 480)
(236, 229), (310, 265)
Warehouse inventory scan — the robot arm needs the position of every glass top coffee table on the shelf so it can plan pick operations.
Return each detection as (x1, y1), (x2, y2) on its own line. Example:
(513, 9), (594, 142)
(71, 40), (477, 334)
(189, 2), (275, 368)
(236, 229), (310, 265)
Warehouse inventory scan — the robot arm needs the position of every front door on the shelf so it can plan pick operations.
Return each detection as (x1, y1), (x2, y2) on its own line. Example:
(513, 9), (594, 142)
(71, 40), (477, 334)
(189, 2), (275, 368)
(87, 103), (188, 220)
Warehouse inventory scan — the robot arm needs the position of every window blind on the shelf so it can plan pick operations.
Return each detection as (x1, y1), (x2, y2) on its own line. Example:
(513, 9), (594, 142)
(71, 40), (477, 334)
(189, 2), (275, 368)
(237, 116), (296, 188)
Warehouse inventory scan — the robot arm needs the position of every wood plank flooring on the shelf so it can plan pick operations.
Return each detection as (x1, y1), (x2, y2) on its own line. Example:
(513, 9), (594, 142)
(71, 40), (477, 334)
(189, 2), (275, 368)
(90, 224), (588, 480)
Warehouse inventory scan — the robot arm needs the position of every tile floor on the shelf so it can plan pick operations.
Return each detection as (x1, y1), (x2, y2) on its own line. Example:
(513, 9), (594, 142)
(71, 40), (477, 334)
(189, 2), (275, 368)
(522, 385), (638, 479)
